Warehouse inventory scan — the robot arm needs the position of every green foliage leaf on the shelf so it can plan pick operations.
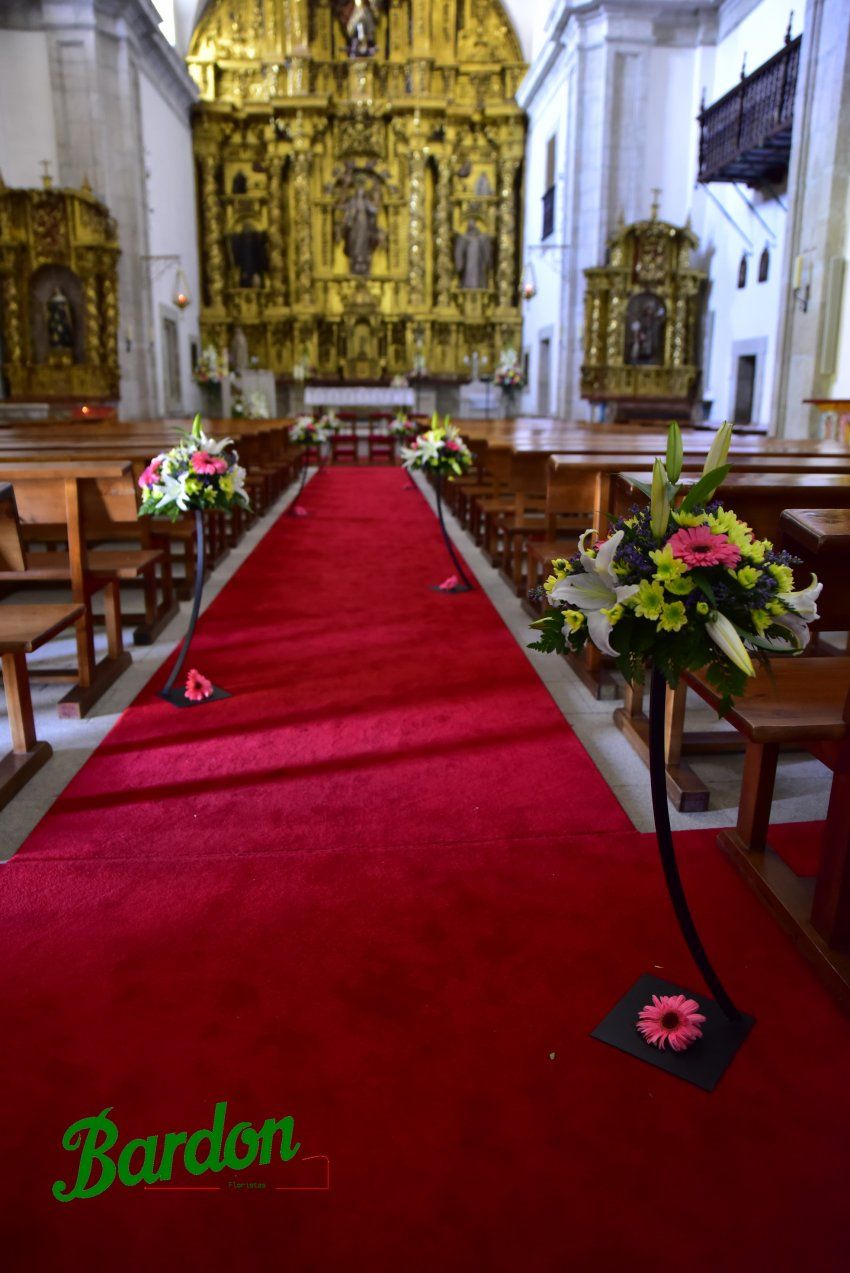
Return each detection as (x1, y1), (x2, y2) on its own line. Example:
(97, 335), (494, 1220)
(680, 465), (730, 513)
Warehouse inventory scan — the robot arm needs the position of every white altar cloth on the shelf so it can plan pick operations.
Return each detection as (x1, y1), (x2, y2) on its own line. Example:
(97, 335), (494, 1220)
(304, 386), (415, 408)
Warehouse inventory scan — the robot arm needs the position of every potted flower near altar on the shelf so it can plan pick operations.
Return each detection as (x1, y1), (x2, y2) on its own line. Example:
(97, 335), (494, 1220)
(400, 415), (475, 593)
(287, 414), (335, 512)
(192, 344), (225, 416)
(530, 422), (821, 1086)
(493, 348), (524, 417)
(138, 414), (250, 707)
(389, 410), (418, 451)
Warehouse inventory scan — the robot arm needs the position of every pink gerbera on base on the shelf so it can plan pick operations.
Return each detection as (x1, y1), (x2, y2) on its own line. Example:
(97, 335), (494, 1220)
(636, 993), (706, 1052)
(185, 668), (214, 702)
(667, 524), (741, 569)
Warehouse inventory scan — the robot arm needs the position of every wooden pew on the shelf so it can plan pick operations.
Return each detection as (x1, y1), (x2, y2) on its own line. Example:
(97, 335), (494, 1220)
(0, 600), (85, 808)
(0, 463), (157, 717)
(685, 658), (850, 1012)
(780, 509), (850, 650)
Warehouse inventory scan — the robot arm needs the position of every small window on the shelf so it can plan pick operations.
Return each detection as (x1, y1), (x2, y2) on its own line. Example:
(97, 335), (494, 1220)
(737, 254), (748, 289)
(758, 247), (769, 282)
(542, 134), (556, 240)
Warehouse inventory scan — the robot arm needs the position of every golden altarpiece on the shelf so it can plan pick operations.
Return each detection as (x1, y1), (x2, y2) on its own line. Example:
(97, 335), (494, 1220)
(187, 0), (526, 384)
(581, 209), (706, 421)
(0, 178), (120, 401)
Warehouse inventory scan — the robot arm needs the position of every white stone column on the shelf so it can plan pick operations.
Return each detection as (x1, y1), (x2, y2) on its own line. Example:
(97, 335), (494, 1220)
(771, 0), (850, 437)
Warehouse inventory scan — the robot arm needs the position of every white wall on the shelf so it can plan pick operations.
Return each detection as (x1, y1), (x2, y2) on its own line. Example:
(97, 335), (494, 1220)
(517, 0), (806, 424)
(0, 30), (57, 187)
(139, 70), (201, 417)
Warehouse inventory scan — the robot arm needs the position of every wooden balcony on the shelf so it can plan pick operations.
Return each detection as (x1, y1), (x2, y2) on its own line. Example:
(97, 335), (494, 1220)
(698, 35), (802, 186)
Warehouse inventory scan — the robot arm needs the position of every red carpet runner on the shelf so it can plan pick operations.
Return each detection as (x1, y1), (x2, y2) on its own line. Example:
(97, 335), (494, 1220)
(1, 468), (848, 1271)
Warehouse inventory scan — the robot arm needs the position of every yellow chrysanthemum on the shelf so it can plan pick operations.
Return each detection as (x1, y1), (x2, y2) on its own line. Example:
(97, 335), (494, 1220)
(741, 538), (769, 564)
(658, 601), (688, 632)
(672, 510), (709, 528)
(600, 603), (624, 625)
(696, 601), (710, 616)
(664, 575), (695, 596)
(632, 579), (665, 620)
(769, 563), (794, 592)
(649, 545), (689, 582)
(735, 566), (761, 590)
(562, 609), (585, 633)
(750, 608), (771, 634)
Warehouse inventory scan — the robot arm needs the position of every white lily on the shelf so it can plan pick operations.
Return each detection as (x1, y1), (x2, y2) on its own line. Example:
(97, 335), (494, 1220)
(779, 574), (822, 622)
(549, 528), (638, 657)
(705, 612), (755, 677)
(702, 421), (733, 476)
(755, 612), (811, 652)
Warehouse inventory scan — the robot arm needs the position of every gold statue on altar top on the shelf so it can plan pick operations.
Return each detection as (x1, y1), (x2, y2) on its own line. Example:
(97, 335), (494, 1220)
(187, 0), (526, 384)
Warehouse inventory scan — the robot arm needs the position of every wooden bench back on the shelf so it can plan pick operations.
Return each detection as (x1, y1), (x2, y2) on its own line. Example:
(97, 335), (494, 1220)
(0, 484), (26, 571)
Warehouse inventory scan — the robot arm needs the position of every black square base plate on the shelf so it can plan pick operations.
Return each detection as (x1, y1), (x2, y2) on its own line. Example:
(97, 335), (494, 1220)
(591, 973), (755, 1091)
(158, 685), (231, 709)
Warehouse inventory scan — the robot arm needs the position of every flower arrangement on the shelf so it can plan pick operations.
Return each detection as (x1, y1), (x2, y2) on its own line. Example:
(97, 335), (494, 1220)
(292, 354), (314, 384)
(390, 411), (418, 440)
(400, 415), (473, 478)
(192, 345), (223, 387)
(229, 386), (268, 422)
(530, 423), (821, 710)
(318, 411), (342, 434)
(289, 415), (331, 445)
(494, 348), (524, 390)
(138, 414), (250, 523)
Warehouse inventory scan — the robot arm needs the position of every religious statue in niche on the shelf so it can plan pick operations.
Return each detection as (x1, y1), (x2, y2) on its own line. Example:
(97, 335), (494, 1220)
(341, 184), (380, 275)
(46, 287), (75, 361)
(230, 324), (249, 373)
(338, 0), (380, 57)
(455, 220), (493, 290)
(227, 223), (269, 288)
(625, 292), (666, 366)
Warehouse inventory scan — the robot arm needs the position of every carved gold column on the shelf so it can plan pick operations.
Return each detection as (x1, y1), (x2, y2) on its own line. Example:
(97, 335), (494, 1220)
(200, 153), (225, 311)
(101, 271), (119, 392)
(497, 156), (520, 310)
(267, 159), (285, 299)
(292, 129), (314, 304)
(83, 269), (101, 365)
(0, 267), (22, 365)
(435, 159), (453, 310)
(408, 139), (427, 309)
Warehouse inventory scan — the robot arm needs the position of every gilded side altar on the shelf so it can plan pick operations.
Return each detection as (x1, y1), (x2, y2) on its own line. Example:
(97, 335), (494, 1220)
(0, 179), (120, 401)
(188, 0), (526, 384)
(581, 210), (706, 420)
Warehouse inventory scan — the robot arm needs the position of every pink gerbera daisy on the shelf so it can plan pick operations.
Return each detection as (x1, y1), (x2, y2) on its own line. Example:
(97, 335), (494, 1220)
(668, 524), (741, 569)
(636, 994), (706, 1052)
(191, 450), (228, 476)
(185, 668), (213, 702)
(138, 456), (163, 488)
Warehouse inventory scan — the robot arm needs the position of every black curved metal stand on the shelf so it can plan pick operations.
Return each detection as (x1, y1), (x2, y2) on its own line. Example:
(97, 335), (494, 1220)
(433, 472), (474, 593)
(286, 453), (311, 514)
(647, 667), (739, 1020)
(591, 667), (754, 1090)
(159, 511), (229, 708)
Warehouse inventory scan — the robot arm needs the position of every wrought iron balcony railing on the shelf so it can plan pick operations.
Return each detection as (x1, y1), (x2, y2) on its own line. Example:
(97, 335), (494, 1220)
(698, 34), (802, 186)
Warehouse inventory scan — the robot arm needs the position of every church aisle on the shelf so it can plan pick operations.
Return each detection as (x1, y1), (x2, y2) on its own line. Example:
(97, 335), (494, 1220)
(11, 467), (630, 862)
(1, 468), (849, 1271)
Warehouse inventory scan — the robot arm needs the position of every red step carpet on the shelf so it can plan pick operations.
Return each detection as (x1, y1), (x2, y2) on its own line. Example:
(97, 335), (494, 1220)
(1, 468), (849, 1271)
